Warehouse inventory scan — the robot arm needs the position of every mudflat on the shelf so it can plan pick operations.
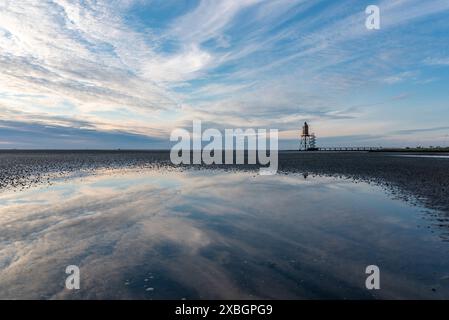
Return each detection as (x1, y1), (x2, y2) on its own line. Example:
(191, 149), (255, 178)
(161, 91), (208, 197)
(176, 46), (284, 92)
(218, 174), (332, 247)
(1, 151), (448, 213)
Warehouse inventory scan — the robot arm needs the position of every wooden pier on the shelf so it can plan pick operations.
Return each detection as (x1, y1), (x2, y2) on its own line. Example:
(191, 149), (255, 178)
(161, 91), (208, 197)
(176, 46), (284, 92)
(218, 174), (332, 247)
(316, 147), (382, 151)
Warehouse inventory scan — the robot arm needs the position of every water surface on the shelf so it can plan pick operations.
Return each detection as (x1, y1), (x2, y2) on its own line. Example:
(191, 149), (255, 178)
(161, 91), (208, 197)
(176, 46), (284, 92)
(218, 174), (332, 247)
(0, 168), (448, 299)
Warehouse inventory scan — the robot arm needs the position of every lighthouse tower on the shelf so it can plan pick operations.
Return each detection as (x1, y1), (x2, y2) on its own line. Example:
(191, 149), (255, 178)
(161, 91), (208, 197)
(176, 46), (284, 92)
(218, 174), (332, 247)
(299, 122), (316, 151)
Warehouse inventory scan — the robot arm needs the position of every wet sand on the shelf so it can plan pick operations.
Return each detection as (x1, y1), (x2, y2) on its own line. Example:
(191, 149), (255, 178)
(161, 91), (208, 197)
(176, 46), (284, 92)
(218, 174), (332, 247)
(1, 150), (448, 214)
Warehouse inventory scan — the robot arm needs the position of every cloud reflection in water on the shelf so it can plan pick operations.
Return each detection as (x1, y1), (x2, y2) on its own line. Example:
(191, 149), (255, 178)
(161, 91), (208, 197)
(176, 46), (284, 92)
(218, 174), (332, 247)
(0, 168), (448, 299)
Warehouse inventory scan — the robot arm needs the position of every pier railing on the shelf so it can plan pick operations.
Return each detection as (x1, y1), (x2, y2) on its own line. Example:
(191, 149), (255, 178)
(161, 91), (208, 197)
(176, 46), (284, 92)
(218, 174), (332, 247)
(316, 147), (382, 151)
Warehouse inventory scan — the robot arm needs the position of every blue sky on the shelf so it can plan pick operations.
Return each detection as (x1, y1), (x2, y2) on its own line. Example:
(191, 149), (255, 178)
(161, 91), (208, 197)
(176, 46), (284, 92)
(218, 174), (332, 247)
(0, 0), (449, 149)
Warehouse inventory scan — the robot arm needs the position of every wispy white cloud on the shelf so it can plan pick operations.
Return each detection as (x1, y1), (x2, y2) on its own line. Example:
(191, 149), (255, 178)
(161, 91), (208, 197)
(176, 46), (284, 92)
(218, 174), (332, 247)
(0, 0), (449, 147)
(424, 57), (449, 66)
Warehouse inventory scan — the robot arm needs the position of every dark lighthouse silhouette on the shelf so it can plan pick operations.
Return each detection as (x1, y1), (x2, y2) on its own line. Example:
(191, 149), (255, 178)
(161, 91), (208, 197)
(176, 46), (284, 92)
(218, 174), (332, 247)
(299, 122), (317, 151)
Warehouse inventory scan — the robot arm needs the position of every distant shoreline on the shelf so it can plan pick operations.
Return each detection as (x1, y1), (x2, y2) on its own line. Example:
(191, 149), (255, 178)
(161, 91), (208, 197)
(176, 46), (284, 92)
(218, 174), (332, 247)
(370, 148), (449, 153)
(0, 148), (448, 153)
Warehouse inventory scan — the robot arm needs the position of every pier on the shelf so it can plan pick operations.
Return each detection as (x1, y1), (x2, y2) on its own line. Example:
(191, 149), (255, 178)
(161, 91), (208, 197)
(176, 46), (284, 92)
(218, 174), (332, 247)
(317, 147), (382, 151)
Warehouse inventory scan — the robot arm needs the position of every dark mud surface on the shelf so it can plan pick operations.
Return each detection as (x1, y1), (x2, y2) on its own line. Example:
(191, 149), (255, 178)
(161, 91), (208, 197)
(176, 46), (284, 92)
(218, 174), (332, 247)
(1, 150), (448, 214)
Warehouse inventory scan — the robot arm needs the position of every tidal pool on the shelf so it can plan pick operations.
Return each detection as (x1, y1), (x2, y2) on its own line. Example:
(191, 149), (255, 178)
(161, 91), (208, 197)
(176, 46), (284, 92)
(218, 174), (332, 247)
(0, 168), (448, 299)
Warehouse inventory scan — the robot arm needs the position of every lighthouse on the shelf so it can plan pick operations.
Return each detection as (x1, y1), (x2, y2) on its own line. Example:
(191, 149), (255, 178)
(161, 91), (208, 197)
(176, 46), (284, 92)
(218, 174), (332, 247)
(300, 122), (317, 151)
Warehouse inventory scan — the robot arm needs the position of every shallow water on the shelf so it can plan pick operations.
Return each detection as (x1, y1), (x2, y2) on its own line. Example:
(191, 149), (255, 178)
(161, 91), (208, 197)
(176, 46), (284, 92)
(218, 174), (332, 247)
(0, 168), (448, 299)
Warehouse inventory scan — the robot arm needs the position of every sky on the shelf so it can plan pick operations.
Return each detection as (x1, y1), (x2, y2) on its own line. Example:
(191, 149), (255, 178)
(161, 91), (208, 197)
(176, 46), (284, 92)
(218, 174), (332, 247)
(0, 0), (449, 149)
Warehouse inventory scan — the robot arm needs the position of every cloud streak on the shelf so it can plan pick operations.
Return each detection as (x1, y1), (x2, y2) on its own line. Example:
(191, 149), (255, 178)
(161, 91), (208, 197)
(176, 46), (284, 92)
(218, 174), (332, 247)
(1, 0), (449, 148)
